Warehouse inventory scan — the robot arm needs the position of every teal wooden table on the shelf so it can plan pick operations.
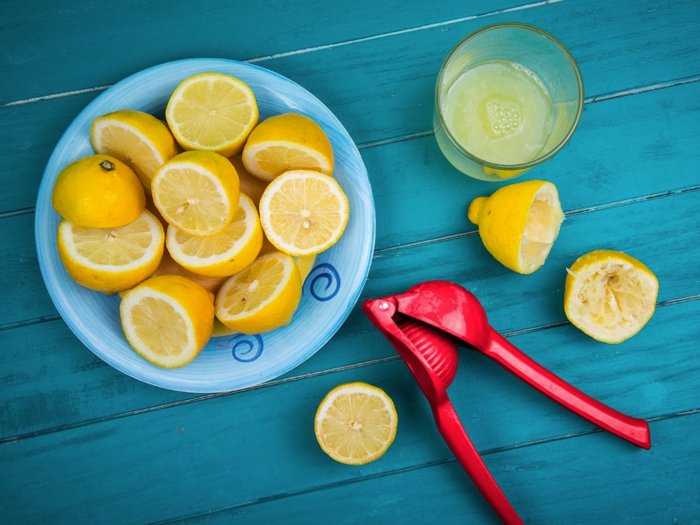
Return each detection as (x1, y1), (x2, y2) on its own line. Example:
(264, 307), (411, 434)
(2, 1), (699, 523)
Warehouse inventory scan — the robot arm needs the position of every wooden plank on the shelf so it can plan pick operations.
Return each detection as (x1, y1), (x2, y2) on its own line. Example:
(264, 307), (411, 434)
(172, 413), (700, 524)
(0, 0), (533, 104)
(2, 0), (700, 215)
(363, 80), (700, 249)
(2, 188), (699, 439)
(3, 187), (697, 329)
(3, 77), (700, 251)
(1, 298), (698, 523)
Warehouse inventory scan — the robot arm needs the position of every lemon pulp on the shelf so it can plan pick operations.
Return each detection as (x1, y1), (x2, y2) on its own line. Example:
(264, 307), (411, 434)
(443, 61), (553, 165)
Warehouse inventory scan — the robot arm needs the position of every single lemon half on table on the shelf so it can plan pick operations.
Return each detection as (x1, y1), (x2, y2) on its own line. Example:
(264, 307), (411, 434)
(166, 193), (263, 278)
(121, 275), (215, 368)
(57, 209), (164, 295)
(166, 72), (258, 157)
(152, 151), (240, 237)
(468, 180), (564, 274)
(52, 154), (145, 228)
(91, 109), (179, 195)
(259, 170), (349, 257)
(315, 382), (398, 465)
(564, 250), (659, 344)
(242, 113), (333, 181)
(215, 252), (302, 334)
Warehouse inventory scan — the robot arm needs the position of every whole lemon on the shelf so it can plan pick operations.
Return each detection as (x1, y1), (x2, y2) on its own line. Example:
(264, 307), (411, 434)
(52, 154), (145, 228)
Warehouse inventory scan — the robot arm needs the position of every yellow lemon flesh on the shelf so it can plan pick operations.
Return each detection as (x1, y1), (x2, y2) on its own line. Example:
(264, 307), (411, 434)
(91, 110), (179, 195)
(259, 170), (349, 257)
(52, 154), (145, 228)
(166, 72), (258, 157)
(564, 250), (659, 344)
(315, 382), (398, 465)
(228, 154), (269, 207)
(242, 113), (333, 181)
(468, 180), (564, 274)
(211, 252), (316, 338)
(57, 209), (164, 295)
(152, 151), (240, 237)
(166, 193), (263, 277)
(120, 275), (214, 368)
(215, 252), (301, 334)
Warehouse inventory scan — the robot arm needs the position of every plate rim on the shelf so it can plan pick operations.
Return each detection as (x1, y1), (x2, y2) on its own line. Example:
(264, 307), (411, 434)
(35, 58), (376, 393)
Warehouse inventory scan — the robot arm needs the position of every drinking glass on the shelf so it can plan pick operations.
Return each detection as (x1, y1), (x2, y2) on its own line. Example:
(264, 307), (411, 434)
(434, 23), (584, 181)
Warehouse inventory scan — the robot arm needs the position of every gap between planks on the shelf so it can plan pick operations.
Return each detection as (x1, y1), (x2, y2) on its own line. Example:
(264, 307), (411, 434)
(358, 75), (700, 150)
(2, 75), (699, 220)
(151, 407), (700, 525)
(0, 0), (562, 109)
(1, 293), (698, 447)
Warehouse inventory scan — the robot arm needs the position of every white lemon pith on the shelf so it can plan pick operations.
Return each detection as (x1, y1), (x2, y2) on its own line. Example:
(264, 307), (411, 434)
(91, 110), (179, 195)
(259, 170), (349, 257)
(57, 209), (164, 295)
(152, 151), (240, 237)
(121, 275), (214, 368)
(564, 250), (658, 344)
(314, 382), (398, 465)
(519, 183), (564, 273)
(166, 193), (263, 277)
(166, 72), (258, 157)
(215, 252), (302, 334)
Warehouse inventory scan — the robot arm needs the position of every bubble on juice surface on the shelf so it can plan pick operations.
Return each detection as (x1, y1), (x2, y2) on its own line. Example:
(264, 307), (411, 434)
(479, 96), (524, 138)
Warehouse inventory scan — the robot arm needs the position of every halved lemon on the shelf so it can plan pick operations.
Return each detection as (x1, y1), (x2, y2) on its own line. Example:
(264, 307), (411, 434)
(120, 275), (214, 368)
(166, 193), (263, 277)
(57, 209), (164, 295)
(166, 72), (258, 157)
(259, 170), (349, 256)
(215, 252), (301, 334)
(564, 250), (659, 344)
(210, 252), (316, 338)
(91, 109), (179, 195)
(152, 151), (240, 237)
(242, 113), (333, 181)
(315, 382), (398, 465)
(468, 180), (564, 274)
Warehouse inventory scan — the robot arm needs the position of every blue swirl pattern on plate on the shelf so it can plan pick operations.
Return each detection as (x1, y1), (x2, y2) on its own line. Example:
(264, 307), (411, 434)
(35, 59), (375, 393)
(306, 263), (341, 302)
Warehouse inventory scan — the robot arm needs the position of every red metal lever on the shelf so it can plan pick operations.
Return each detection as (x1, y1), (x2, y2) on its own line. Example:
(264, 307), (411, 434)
(435, 400), (524, 525)
(483, 329), (651, 449)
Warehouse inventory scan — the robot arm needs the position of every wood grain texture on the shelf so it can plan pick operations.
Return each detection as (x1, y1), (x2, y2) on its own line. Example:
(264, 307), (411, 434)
(2, 0), (699, 522)
(1, 298), (698, 524)
(0, 0), (534, 104)
(2, 0), (700, 215)
(2, 191), (699, 440)
(171, 414), (700, 525)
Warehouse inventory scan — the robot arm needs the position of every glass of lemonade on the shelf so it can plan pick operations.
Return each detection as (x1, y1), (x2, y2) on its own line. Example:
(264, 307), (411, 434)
(434, 23), (583, 181)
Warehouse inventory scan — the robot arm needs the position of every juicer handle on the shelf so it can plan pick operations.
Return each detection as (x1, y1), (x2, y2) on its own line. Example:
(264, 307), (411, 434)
(435, 401), (524, 525)
(483, 330), (651, 449)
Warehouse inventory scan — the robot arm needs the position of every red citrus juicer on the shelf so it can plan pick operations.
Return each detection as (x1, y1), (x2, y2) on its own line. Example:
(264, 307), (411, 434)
(362, 281), (650, 525)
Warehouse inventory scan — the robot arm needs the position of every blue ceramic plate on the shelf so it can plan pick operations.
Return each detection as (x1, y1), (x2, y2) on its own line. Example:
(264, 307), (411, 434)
(35, 59), (375, 393)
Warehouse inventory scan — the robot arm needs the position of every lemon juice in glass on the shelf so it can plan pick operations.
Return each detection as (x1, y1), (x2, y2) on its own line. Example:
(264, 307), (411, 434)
(434, 24), (583, 181)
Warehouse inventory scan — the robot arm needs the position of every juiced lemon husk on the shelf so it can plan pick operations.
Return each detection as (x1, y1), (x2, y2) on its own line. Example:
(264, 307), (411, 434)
(468, 180), (564, 274)
(564, 250), (659, 344)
